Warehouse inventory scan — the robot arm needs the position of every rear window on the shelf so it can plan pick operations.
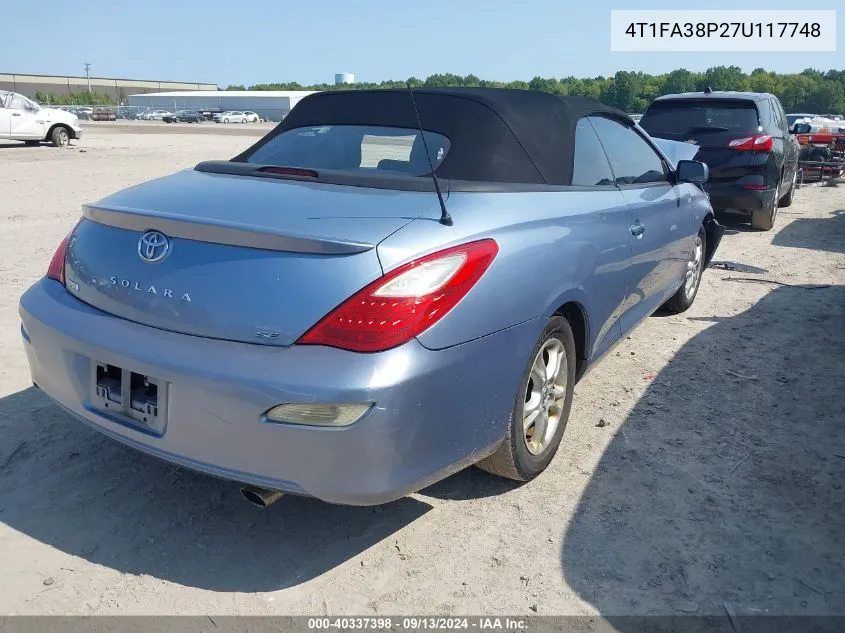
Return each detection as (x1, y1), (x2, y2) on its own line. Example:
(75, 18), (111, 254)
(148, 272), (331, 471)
(640, 100), (760, 141)
(244, 125), (451, 176)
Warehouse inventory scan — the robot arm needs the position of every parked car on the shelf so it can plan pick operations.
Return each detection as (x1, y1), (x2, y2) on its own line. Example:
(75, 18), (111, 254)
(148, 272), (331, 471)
(243, 111), (260, 122)
(162, 110), (203, 123)
(137, 109), (172, 121)
(0, 90), (83, 147)
(216, 110), (248, 123)
(90, 108), (116, 121)
(787, 112), (816, 130)
(73, 107), (93, 120)
(640, 89), (800, 230)
(19, 88), (722, 507)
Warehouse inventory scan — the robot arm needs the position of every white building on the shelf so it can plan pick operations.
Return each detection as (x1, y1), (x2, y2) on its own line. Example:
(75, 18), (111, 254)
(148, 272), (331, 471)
(127, 90), (318, 121)
(335, 73), (355, 85)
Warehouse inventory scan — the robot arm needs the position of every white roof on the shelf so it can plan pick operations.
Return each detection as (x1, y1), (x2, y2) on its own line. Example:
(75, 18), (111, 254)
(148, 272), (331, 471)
(128, 90), (319, 98)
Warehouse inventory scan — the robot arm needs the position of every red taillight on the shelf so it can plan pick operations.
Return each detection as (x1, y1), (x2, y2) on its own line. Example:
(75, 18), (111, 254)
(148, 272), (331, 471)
(46, 235), (71, 284)
(740, 184), (769, 190)
(297, 239), (499, 352)
(728, 134), (773, 152)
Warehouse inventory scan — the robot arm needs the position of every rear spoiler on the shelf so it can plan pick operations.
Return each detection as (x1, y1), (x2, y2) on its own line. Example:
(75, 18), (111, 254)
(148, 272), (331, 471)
(81, 204), (375, 255)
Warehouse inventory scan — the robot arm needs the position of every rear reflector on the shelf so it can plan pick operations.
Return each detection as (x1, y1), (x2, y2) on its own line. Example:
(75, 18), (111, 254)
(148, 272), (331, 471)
(46, 235), (71, 284)
(297, 239), (499, 352)
(728, 134), (773, 152)
(264, 403), (372, 426)
(740, 184), (769, 190)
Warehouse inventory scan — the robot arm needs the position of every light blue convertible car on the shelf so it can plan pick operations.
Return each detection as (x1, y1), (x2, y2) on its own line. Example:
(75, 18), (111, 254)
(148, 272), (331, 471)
(19, 88), (722, 506)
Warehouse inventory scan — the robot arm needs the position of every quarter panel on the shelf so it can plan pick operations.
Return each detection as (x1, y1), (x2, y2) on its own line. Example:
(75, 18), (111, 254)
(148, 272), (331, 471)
(378, 190), (632, 355)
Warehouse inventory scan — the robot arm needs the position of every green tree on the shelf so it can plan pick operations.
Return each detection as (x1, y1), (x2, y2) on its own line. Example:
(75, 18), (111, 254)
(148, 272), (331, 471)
(701, 65), (747, 91)
(226, 67), (844, 115)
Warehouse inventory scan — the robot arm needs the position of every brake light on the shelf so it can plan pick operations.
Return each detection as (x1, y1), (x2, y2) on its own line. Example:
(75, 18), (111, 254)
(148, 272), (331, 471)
(258, 166), (318, 178)
(298, 239), (499, 352)
(46, 235), (71, 284)
(728, 134), (773, 152)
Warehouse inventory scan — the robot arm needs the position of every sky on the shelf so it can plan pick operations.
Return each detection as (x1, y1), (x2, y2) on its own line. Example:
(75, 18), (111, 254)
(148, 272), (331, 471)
(2, 0), (842, 87)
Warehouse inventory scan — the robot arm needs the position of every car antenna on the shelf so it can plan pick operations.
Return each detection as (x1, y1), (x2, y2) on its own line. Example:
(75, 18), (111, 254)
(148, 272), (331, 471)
(406, 82), (452, 226)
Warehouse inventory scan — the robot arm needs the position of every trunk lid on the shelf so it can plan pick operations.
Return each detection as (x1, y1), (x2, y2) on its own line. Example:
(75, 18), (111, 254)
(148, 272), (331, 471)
(64, 168), (434, 346)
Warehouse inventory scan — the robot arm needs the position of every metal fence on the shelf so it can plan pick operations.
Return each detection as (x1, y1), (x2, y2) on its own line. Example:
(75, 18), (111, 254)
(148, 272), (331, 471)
(36, 103), (284, 123)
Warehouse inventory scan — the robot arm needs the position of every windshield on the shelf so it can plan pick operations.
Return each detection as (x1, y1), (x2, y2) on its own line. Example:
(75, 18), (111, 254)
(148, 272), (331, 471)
(640, 100), (760, 141)
(244, 125), (452, 176)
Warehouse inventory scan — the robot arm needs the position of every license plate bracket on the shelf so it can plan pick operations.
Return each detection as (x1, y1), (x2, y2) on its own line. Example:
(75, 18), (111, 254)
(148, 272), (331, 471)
(91, 361), (168, 435)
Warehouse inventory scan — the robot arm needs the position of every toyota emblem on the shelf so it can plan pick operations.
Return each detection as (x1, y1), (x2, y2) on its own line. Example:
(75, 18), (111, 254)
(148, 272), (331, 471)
(138, 230), (170, 263)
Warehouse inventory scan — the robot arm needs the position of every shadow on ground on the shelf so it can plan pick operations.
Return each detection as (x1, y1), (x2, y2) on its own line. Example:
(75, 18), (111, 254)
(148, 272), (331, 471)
(0, 387), (430, 592)
(562, 283), (845, 619)
(772, 208), (845, 254)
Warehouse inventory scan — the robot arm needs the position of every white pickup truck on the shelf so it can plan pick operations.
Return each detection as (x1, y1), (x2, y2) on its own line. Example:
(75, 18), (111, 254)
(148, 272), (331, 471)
(0, 91), (83, 147)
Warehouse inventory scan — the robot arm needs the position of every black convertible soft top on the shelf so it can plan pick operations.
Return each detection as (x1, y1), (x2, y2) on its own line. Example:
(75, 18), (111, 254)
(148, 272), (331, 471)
(233, 88), (631, 186)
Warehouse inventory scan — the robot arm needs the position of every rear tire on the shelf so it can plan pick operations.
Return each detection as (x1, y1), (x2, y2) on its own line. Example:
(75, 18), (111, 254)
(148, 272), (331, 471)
(663, 226), (706, 314)
(751, 181), (779, 231)
(476, 316), (576, 481)
(50, 126), (70, 148)
(779, 170), (797, 208)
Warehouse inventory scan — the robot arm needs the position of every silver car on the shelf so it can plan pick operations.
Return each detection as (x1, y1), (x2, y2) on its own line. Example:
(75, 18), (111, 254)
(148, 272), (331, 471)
(19, 88), (722, 506)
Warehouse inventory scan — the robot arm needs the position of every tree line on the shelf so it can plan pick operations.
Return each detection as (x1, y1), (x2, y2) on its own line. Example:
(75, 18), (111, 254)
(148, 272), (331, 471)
(226, 66), (845, 114)
(33, 91), (116, 106)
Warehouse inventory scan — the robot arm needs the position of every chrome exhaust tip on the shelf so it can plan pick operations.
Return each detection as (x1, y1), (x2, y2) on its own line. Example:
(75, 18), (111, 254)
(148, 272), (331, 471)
(240, 486), (284, 508)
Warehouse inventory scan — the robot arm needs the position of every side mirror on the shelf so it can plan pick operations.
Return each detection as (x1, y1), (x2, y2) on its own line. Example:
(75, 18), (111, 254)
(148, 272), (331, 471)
(676, 159), (708, 184)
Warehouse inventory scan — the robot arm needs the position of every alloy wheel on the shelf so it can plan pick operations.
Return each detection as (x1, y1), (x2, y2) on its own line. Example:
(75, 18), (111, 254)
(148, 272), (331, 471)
(684, 235), (704, 301)
(523, 338), (568, 455)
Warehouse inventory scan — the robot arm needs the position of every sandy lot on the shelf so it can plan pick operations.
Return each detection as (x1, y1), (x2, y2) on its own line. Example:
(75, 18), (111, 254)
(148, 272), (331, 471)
(0, 128), (843, 618)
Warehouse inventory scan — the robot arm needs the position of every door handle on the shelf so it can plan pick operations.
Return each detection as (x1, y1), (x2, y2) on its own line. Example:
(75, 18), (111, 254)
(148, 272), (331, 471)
(12, 113), (21, 117)
(630, 223), (646, 237)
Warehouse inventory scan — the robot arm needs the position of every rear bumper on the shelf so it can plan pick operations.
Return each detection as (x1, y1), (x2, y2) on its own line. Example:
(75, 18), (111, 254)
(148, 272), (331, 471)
(19, 279), (542, 505)
(706, 182), (777, 213)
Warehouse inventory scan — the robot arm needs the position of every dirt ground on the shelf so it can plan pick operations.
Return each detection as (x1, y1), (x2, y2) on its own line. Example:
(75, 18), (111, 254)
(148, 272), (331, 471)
(0, 127), (843, 618)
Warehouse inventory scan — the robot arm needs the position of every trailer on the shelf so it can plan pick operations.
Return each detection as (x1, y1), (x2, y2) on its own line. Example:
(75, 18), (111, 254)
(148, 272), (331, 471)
(794, 121), (845, 186)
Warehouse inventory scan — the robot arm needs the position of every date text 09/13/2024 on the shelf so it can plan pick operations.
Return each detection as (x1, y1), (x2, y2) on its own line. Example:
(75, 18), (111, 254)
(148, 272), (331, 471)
(307, 617), (528, 631)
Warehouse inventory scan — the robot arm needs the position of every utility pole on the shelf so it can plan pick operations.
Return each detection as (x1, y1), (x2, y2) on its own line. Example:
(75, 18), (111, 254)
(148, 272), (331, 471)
(84, 62), (91, 94)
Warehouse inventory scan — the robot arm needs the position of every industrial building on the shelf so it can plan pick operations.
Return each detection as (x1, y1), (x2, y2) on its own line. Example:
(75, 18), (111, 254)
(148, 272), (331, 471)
(127, 90), (318, 122)
(0, 72), (217, 101)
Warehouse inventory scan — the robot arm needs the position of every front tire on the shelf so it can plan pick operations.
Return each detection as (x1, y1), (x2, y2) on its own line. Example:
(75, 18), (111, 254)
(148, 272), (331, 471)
(50, 126), (70, 148)
(663, 226), (706, 314)
(476, 316), (576, 481)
